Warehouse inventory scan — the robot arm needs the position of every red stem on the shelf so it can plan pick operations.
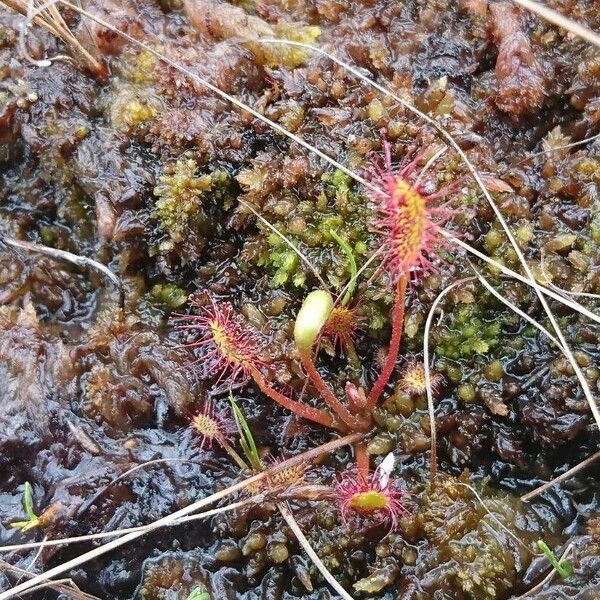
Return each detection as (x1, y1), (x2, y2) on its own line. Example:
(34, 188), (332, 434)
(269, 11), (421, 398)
(299, 350), (370, 432)
(250, 367), (341, 431)
(366, 276), (408, 409)
(355, 442), (369, 479)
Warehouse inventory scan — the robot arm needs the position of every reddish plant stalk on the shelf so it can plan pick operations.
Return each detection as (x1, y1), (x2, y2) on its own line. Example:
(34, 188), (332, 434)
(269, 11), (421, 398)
(366, 275), (408, 409)
(298, 350), (371, 432)
(355, 442), (370, 479)
(249, 367), (340, 431)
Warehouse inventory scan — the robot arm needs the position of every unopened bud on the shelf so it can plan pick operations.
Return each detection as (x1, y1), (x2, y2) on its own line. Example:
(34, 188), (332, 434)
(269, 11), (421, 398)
(294, 290), (334, 351)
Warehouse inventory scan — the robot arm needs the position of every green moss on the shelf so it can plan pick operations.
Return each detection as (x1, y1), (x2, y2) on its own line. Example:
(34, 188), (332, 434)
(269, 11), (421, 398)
(408, 474), (558, 599)
(150, 283), (188, 309)
(434, 304), (502, 359)
(484, 360), (504, 382)
(137, 554), (212, 599)
(458, 383), (477, 403)
(106, 85), (163, 131)
(453, 540), (510, 598)
(247, 168), (373, 292)
(153, 159), (229, 245)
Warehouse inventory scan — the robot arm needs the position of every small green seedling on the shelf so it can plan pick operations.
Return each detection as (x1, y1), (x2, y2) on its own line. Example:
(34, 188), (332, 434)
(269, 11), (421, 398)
(186, 588), (210, 600)
(229, 394), (263, 472)
(537, 540), (573, 579)
(10, 482), (40, 532)
(329, 228), (357, 306)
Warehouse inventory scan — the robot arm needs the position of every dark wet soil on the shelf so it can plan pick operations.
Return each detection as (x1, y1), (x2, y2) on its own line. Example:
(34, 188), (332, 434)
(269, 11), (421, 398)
(1, 0), (600, 598)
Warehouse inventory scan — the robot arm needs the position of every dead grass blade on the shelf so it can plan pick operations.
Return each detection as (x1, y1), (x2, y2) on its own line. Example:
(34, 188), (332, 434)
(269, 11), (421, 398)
(1, 235), (124, 308)
(447, 233), (600, 325)
(521, 449), (600, 502)
(76, 458), (201, 517)
(0, 498), (254, 553)
(454, 482), (536, 556)
(237, 198), (330, 292)
(0, 559), (100, 600)
(423, 278), (474, 477)
(469, 262), (562, 349)
(2, 0), (106, 78)
(277, 502), (354, 600)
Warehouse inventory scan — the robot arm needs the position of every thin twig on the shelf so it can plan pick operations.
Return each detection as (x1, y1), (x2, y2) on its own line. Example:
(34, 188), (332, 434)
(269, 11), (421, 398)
(14, 537), (46, 585)
(447, 233), (600, 325)
(56, 1), (377, 194)
(521, 449), (600, 502)
(455, 483), (537, 556)
(237, 198), (330, 292)
(278, 502), (354, 600)
(526, 132), (600, 161)
(0, 559), (100, 600)
(4, 0), (106, 77)
(8, 577), (94, 599)
(1, 498), (254, 553)
(76, 458), (201, 517)
(540, 249), (600, 301)
(469, 262), (562, 349)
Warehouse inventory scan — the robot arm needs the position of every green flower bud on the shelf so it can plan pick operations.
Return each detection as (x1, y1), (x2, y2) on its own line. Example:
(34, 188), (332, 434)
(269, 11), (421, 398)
(294, 290), (334, 350)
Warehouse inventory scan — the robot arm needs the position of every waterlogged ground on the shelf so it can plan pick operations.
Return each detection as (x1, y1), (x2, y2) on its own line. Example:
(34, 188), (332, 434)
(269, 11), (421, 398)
(1, 0), (600, 598)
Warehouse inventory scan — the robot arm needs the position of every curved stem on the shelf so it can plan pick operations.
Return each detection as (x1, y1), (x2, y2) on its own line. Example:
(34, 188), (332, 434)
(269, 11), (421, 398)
(299, 349), (368, 431)
(366, 276), (408, 409)
(250, 367), (339, 430)
(423, 278), (472, 479)
(355, 442), (370, 479)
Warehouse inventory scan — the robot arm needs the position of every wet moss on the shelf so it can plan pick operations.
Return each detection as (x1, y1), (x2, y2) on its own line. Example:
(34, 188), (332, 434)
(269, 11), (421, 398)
(404, 473), (559, 599)
(152, 157), (230, 257)
(433, 303), (503, 359)
(136, 553), (212, 599)
(240, 167), (373, 292)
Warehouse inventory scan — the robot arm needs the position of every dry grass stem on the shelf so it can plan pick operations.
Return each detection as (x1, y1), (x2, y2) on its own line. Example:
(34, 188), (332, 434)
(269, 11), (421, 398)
(2, 0), (106, 77)
(0, 559), (100, 600)
(278, 502), (354, 600)
(512, 0), (600, 49)
(1, 235), (124, 307)
(521, 449), (600, 502)
(1, 499), (254, 554)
